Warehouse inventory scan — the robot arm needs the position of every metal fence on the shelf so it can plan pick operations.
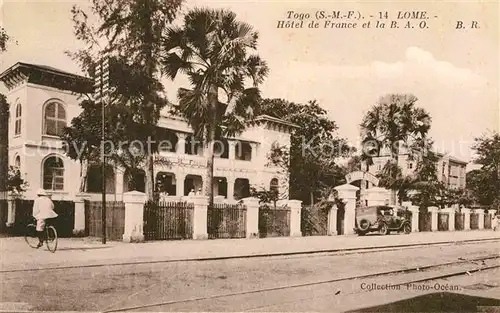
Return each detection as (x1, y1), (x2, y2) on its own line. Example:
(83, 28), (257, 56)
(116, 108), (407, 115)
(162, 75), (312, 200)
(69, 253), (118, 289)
(455, 213), (465, 231)
(485, 214), (492, 229)
(438, 212), (449, 231)
(207, 203), (247, 239)
(0, 199), (7, 234)
(258, 205), (290, 238)
(11, 199), (75, 237)
(144, 201), (193, 240)
(470, 213), (479, 230)
(85, 200), (125, 240)
(418, 211), (432, 232)
(301, 204), (328, 236)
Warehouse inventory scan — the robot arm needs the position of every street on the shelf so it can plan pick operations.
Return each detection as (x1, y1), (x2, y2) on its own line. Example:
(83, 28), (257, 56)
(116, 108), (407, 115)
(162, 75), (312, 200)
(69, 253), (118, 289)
(0, 238), (499, 312)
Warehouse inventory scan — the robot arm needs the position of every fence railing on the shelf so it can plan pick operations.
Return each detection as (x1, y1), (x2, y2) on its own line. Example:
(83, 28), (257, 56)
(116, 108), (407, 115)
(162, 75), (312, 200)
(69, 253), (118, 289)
(455, 213), (465, 231)
(485, 213), (492, 229)
(418, 211), (432, 232)
(11, 199), (75, 237)
(258, 205), (290, 238)
(144, 201), (193, 240)
(207, 203), (247, 239)
(470, 213), (479, 230)
(301, 204), (329, 236)
(85, 200), (125, 240)
(438, 212), (449, 231)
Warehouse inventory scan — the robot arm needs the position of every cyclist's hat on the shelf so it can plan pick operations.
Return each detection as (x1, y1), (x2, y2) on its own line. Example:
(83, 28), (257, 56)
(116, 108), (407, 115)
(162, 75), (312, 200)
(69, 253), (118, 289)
(36, 189), (48, 196)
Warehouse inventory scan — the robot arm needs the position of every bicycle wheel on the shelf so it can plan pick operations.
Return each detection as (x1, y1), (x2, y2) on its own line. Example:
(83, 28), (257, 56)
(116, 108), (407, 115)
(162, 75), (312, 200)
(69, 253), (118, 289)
(45, 226), (58, 253)
(24, 224), (39, 248)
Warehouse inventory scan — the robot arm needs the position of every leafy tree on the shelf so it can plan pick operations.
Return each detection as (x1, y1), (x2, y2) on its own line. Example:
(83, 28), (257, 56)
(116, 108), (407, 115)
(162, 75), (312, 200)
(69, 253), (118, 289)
(360, 94), (431, 203)
(62, 99), (170, 193)
(7, 166), (28, 198)
(258, 99), (351, 205)
(162, 8), (269, 205)
(69, 0), (183, 199)
(466, 132), (500, 208)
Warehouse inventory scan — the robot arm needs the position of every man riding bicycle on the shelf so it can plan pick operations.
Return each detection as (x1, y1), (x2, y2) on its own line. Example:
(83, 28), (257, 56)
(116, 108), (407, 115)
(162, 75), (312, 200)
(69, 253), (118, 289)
(32, 189), (58, 248)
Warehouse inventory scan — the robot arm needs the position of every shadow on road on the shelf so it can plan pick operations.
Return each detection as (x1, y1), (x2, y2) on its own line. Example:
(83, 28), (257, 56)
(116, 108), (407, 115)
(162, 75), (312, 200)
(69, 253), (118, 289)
(56, 246), (112, 252)
(348, 292), (500, 312)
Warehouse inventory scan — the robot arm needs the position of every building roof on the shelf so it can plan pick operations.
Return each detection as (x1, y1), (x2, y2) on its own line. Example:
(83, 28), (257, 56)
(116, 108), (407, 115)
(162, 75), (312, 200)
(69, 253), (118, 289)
(0, 62), (93, 93)
(372, 151), (468, 165)
(254, 114), (299, 129)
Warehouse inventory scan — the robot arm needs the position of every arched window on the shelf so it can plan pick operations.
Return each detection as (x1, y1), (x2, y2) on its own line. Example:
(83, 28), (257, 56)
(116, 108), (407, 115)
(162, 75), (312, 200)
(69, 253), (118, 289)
(43, 100), (66, 136)
(270, 178), (279, 194)
(14, 102), (21, 135)
(14, 155), (20, 168)
(42, 156), (65, 190)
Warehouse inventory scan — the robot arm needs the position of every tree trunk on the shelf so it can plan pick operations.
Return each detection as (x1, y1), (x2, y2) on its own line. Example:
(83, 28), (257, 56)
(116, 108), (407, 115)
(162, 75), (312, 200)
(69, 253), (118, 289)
(310, 191), (314, 207)
(0, 95), (9, 196)
(79, 159), (88, 193)
(205, 126), (215, 207)
(145, 155), (154, 198)
(205, 84), (219, 207)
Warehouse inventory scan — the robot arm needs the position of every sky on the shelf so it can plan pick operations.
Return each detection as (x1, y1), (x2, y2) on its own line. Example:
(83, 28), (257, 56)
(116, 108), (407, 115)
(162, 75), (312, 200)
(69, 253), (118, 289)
(0, 0), (498, 166)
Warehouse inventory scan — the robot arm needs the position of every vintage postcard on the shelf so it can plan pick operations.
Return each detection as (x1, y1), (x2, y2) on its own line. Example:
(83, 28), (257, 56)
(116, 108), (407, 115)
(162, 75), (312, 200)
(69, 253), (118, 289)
(0, 0), (499, 312)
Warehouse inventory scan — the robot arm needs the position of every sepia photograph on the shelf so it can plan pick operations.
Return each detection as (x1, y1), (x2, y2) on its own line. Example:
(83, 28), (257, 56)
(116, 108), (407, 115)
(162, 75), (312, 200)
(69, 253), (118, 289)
(0, 0), (499, 312)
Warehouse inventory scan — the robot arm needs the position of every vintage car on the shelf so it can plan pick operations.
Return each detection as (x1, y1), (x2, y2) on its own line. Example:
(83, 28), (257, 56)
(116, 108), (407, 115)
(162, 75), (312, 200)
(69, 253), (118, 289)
(354, 205), (412, 236)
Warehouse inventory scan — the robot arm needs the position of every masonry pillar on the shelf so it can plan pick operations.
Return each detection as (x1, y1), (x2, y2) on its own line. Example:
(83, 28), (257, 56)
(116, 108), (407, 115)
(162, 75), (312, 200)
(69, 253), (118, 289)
(462, 208), (471, 231)
(488, 210), (497, 230)
(176, 173), (185, 196)
(445, 207), (456, 231)
(177, 133), (187, 154)
(243, 197), (259, 238)
(334, 184), (359, 235)
(408, 205), (420, 232)
(74, 193), (91, 237)
(428, 206), (439, 231)
(227, 177), (235, 201)
(250, 143), (257, 162)
(6, 196), (15, 226)
(288, 199), (303, 237)
(115, 169), (124, 196)
(327, 204), (338, 235)
(192, 196), (208, 239)
(476, 209), (485, 230)
(228, 140), (237, 160)
(122, 191), (147, 242)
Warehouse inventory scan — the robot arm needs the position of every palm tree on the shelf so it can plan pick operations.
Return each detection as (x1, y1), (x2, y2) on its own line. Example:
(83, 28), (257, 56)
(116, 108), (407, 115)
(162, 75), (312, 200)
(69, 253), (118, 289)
(360, 94), (431, 204)
(162, 8), (269, 205)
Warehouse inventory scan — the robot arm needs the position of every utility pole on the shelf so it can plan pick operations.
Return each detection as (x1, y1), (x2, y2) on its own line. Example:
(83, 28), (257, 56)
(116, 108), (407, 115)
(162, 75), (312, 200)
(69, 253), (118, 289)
(94, 57), (109, 244)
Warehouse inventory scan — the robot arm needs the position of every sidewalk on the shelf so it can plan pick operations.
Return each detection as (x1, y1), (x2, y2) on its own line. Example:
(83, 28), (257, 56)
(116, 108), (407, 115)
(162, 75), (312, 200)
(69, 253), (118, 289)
(1, 230), (499, 271)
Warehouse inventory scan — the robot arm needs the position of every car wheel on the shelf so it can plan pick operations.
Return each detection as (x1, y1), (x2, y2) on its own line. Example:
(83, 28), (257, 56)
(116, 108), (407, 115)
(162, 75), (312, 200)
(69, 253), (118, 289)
(358, 219), (370, 232)
(379, 223), (389, 236)
(403, 223), (412, 234)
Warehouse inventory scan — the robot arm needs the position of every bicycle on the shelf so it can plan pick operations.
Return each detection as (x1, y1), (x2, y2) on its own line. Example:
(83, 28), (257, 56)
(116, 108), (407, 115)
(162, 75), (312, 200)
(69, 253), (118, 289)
(25, 217), (58, 253)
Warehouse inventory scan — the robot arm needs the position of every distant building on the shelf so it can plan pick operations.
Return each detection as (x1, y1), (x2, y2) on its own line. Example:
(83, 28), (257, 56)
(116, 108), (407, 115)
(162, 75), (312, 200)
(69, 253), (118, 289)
(0, 62), (296, 201)
(368, 151), (467, 189)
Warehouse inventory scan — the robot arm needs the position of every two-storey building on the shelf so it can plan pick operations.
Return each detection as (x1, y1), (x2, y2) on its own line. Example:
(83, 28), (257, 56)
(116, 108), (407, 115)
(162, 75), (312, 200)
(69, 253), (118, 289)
(0, 62), (295, 201)
(368, 149), (467, 189)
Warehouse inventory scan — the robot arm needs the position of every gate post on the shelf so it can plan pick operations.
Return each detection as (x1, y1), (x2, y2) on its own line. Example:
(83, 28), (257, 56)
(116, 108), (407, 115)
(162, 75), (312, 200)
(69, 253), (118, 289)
(462, 208), (471, 231)
(476, 209), (485, 230)
(288, 199), (302, 237)
(6, 196), (15, 227)
(488, 210), (498, 230)
(74, 193), (91, 236)
(428, 206), (439, 232)
(444, 207), (455, 231)
(192, 196), (208, 240)
(242, 197), (259, 238)
(408, 205), (420, 232)
(122, 191), (147, 243)
(327, 204), (338, 236)
(334, 184), (359, 235)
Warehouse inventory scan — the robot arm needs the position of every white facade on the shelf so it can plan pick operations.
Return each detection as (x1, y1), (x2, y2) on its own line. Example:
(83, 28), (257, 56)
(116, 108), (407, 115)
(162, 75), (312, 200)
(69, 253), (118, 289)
(1, 62), (294, 201)
(368, 152), (467, 189)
